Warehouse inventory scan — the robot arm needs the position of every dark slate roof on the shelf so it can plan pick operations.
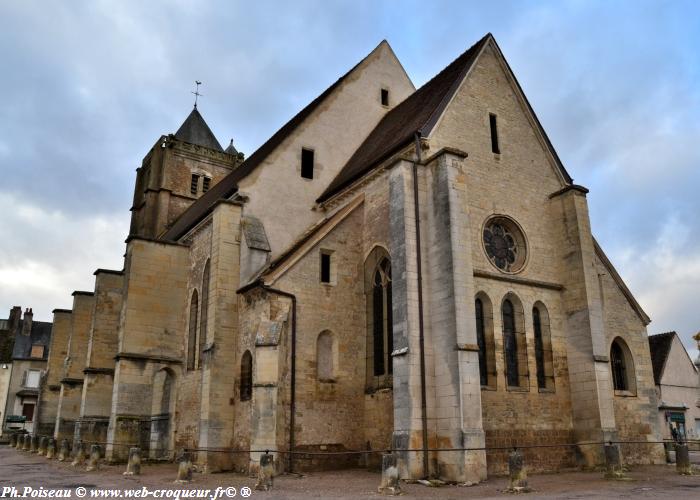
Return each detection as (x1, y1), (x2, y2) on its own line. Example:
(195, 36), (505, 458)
(162, 42), (383, 242)
(648, 331), (675, 385)
(224, 139), (238, 155)
(317, 33), (575, 203)
(174, 108), (223, 151)
(11, 320), (52, 360)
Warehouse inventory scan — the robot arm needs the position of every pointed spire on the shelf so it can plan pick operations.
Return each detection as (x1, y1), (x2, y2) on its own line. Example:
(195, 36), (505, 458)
(224, 138), (238, 155)
(174, 108), (223, 151)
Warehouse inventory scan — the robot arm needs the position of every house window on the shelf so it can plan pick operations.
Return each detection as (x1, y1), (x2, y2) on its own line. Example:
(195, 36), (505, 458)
(301, 148), (314, 179)
(240, 350), (253, 401)
(24, 370), (41, 388)
(320, 251), (332, 284)
(30, 345), (44, 358)
(22, 403), (35, 422)
(381, 88), (389, 106)
(489, 113), (500, 154)
(190, 174), (200, 194)
(187, 290), (198, 370)
(202, 176), (211, 193)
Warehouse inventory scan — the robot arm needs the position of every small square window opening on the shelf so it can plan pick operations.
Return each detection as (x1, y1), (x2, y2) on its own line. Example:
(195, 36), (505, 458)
(381, 88), (389, 106)
(301, 148), (314, 179)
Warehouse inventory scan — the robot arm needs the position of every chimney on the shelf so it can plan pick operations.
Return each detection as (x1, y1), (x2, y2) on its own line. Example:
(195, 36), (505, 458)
(8, 306), (21, 333)
(21, 308), (33, 336)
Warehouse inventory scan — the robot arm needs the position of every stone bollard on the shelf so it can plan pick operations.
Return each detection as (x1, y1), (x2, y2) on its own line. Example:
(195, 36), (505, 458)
(30, 435), (38, 453)
(58, 439), (70, 461)
(507, 449), (531, 493)
(23, 434), (31, 451)
(175, 452), (193, 483)
(86, 444), (101, 472)
(604, 443), (625, 479)
(72, 441), (86, 467)
(9, 433), (17, 448)
(123, 447), (142, 476)
(675, 443), (693, 475)
(377, 453), (401, 495)
(38, 436), (48, 456)
(254, 453), (275, 491)
(46, 438), (56, 459)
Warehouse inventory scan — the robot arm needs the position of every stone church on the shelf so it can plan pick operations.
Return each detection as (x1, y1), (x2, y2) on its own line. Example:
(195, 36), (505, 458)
(37, 33), (664, 481)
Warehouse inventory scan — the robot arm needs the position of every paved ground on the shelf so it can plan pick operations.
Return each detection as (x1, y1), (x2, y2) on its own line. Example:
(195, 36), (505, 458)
(2, 445), (700, 499)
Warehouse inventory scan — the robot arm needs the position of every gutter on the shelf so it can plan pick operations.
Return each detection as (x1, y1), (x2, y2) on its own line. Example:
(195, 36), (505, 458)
(412, 132), (430, 478)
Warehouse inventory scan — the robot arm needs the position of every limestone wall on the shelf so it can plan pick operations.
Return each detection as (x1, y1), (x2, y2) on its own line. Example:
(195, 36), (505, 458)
(36, 310), (71, 436)
(238, 41), (414, 259)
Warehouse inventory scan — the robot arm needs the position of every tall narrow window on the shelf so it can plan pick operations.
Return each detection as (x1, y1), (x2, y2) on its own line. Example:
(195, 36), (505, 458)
(533, 307), (545, 389)
(502, 299), (519, 387)
(372, 268), (385, 376)
(366, 248), (393, 386)
(320, 252), (331, 284)
(489, 113), (500, 154)
(611, 341), (627, 391)
(301, 148), (314, 179)
(240, 350), (253, 401)
(187, 290), (198, 370)
(381, 88), (389, 106)
(475, 298), (488, 386)
(190, 174), (200, 194)
(199, 260), (210, 368)
(202, 176), (211, 193)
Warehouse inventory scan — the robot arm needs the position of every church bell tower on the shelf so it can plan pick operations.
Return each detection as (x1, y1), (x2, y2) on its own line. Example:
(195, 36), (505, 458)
(128, 107), (243, 240)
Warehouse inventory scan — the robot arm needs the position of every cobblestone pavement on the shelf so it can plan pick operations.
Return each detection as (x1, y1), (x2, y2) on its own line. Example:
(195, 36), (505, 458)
(2, 445), (700, 499)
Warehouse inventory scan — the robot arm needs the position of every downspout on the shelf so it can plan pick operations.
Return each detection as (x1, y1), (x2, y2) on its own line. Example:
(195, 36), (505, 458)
(412, 132), (430, 478)
(261, 285), (297, 473)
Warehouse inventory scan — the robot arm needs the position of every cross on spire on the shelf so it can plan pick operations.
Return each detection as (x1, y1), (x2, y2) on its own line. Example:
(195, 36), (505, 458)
(192, 80), (203, 109)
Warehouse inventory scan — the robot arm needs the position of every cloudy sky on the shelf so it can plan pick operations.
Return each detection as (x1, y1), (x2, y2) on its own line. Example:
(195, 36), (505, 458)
(0, 1), (698, 358)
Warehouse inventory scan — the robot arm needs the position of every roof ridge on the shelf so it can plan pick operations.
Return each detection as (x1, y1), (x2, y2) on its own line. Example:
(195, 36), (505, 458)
(162, 40), (386, 241)
(317, 33), (491, 203)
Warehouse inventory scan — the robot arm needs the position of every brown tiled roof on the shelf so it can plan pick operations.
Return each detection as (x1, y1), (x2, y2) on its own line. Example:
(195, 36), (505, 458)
(648, 331), (675, 385)
(318, 33), (575, 203)
(161, 44), (381, 242)
(316, 34), (490, 203)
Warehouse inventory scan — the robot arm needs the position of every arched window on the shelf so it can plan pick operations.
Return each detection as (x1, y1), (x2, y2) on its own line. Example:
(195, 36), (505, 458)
(474, 293), (496, 388)
(610, 338), (635, 394)
(240, 350), (252, 401)
(316, 331), (336, 381)
(476, 298), (487, 385)
(502, 294), (528, 389)
(365, 247), (393, 388)
(533, 302), (555, 390)
(199, 259), (210, 368)
(187, 290), (198, 370)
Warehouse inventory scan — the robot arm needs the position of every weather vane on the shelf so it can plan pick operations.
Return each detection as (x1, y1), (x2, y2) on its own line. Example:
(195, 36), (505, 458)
(192, 80), (203, 108)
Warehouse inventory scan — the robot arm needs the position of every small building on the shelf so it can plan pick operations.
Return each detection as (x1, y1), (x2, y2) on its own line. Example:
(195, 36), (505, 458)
(1, 307), (52, 434)
(648, 331), (700, 441)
